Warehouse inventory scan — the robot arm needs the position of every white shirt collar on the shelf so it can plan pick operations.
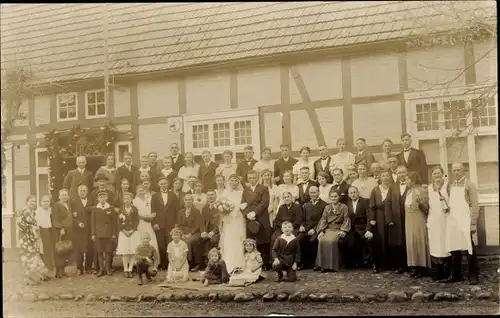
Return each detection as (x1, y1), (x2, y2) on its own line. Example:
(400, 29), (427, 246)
(102, 166), (115, 172)
(139, 166), (150, 172)
(162, 168), (173, 174)
(280, 233), (296, 244)
(77, 167), (85, 173)
(98, 202), (111, 209)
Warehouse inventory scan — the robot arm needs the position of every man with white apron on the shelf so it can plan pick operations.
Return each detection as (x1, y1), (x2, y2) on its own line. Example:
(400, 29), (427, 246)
(444, 163), (480, 285)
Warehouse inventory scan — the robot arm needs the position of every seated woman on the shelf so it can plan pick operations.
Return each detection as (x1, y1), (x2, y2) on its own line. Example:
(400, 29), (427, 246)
(228, 238), (265, 286)
(315, 190), (351, 272)
(176, 194), (203, 272)
(270, 192), (302, 251)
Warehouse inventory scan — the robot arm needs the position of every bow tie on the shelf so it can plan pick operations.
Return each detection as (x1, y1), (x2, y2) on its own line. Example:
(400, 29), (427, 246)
(403, 148), (411, 152)
(400, 182), (406, 186)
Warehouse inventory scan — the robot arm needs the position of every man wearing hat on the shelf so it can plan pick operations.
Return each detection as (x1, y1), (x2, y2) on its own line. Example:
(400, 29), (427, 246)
(91, 190), (117, 277)
(90, 173), (117, 207)
(241, 170), (272, 270)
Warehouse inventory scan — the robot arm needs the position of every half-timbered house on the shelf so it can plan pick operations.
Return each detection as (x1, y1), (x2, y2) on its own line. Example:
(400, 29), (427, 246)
(1, 2), (498, 254)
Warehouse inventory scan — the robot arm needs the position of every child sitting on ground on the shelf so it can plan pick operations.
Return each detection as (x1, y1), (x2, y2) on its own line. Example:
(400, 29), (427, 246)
(135, 232), (159, 285)
(228, 238), (265, 287)
(202, 248), (229, 286)
(272, 221), (301, 282)
(165, 226), (189, 283)
(116, 192), (140, 278)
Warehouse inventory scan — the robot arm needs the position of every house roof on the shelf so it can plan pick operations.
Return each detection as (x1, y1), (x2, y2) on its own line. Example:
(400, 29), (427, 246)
(0, 1), (496, 84)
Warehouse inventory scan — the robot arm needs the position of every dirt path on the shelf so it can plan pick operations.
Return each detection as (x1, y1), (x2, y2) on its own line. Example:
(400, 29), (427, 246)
(4, 300), (500, 317)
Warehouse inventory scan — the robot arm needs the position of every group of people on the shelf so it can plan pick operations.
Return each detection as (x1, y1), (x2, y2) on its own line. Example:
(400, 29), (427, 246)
(17, 134), (481, 287)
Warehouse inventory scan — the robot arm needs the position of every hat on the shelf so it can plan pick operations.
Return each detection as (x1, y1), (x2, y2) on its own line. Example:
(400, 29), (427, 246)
(95, 173), (109, 181)
(247, 220), (260, 234)
(97, 190), (108, 197)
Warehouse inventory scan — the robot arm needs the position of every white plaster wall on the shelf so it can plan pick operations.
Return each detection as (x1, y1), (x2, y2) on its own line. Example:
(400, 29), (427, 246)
(138, 124), (181, 158)
(186, 72), (230, 114)
(14, 180), (31, 212)
(113, 87), (131, 117)
(238, 66), (281, 109)
(474, 40), (498, 85)
(290, 109), (317, 151)
(315, 107), (344, 148)
(34, 95), (51, 126)
(352, 101), (402, 146)
(263, 112), (283, 150)
(137, 80), (179, 119)
(406, 45), (465, 91)
(446, 137), (468, 163)
(476, 135), (498, 162)
(418, 139), (440, 165)
(14, 144), (30, 176)
(484, 205), (500, 246)
(289, 59), (343, 104)
(351, 53), (400, 97)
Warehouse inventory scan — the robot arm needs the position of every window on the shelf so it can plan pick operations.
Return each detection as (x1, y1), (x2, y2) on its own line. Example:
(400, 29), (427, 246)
(86, 90), (106, 118)
(213, 123), (230, 147)
(234, 120), (252, 145)
(192, 124), (209, 149)
(443, 100), (467, 130)
(472, 97), (497, 127)
(35, 148), (50, 203)
(114, 141), (132, 166)
(57, 93), (78, 121)
(416, 102), (439, 131)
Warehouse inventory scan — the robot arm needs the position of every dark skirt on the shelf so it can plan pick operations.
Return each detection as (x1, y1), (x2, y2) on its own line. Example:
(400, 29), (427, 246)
(95, 238), (114, 253)
(316, 225), (343, 271)
(39, 227), (56, 271)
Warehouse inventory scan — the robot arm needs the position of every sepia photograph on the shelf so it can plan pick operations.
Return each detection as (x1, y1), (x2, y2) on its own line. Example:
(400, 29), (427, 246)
(1, 1), (498, 317)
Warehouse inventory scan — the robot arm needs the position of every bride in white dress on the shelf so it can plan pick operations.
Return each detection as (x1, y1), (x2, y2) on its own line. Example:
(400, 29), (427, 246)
(132, 184), (159, 267)
(218, 174), (246, 273)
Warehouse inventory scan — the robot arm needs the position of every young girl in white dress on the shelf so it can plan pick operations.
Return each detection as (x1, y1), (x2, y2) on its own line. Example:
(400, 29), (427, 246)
(116, 192), (141, 278)
(228, 238), (265, 287)
(132, 184), (159, 268)
(165, 226), (189, 283)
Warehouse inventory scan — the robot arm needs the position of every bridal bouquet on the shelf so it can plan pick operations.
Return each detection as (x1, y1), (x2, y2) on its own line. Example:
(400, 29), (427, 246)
(214, 198), (235, 217)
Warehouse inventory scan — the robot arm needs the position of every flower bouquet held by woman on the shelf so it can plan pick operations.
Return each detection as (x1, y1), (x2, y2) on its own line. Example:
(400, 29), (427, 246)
(214, 197), (236, 221)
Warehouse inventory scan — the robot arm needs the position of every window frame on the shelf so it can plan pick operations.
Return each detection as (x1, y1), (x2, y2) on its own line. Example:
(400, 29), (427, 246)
(56, 92), (78, 122)
(85, 89), (107, 119)
(114, 141), (133, 167)
(35, 147), (50, 205)
(183, 109), (261, 159)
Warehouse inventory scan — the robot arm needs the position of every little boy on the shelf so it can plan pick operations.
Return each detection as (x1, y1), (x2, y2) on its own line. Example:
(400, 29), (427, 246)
(91, 190), (117, 277)
(272, 221), (301, 282)
(135, 232), (159, 285)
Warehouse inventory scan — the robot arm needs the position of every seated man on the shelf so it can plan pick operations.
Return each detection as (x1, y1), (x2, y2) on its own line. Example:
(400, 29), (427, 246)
(296, 186), (327, 270)
(200, 190), (220, 270)
(176, 194), (203, 272)
(270, 192), (302, 251)
(344, 186), (380, 273)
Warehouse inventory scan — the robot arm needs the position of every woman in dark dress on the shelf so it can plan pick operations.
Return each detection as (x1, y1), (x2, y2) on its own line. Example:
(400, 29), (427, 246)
(369, 170), (392, 270)
(171, 177), (185, 211)
(114, 178), (131, 209)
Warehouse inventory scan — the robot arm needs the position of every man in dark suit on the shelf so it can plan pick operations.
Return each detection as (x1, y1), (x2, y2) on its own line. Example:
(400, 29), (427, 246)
(52, 189), (74, 278)
(241, 170), (272, 269)
(385, 165), (409, 274)
(386, 155), (399, 184)
(200, 190), (220, 269)
(89, 174), (116, 207)
(63, 156), (94, 199)
(345, 186), (380, 273)
(151, 176), (178, 270)
(115, 152), (138, 193)
(397, 133), (428, 185)
(70, 184), (91, 275)
(314, 145), (333, 183)
(297, 167), (319, 206)
(330, 168), (350, 204)
(273, 144), (298, 185)
(169, 143), (185, 173)
(296, 186), (327, 269)
(198, 150), (218, 192)
(354, 138), (376, 175)
(236, 145), (258, 186)
(177, 194), (203, 271)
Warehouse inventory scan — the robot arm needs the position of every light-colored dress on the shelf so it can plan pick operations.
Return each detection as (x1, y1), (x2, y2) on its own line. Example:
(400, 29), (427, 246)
(253, 160), (274, 179)
(94, 166), (116, 193)
(404, 188), (431, 267)
(264, 183), (280, 224)
(318, 184), (333, 203)
(215, 188), (226, 200)
(166, 240), (189, 282)
(193, 193), (207, 211)
(427, 182), (450, 258)
(228, 250), (264, 286)
(293, 159), (315, 183)
(218, 188), (246, 273)
(351, 177), (379, 199)
(216, 163), (237, 184)
(132, 195), (159, 266)
(331, 152), (355, 177)
(277, 184), (300, 208)
(178, 165), (200, 192)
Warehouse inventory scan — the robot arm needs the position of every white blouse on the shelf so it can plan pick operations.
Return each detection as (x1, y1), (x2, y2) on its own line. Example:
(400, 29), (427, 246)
(379, 185), (389, 201)
(318, 184), (333, 203)
(178, 165), (200, 192)
(331, 152), (356, 177)
(277, 184), (300, 208)
(292, 159), (315, 183)
(35, 207), (52, 229)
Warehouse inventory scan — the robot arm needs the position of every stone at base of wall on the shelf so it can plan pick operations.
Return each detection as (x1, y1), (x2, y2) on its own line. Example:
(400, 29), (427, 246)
(8, 289), (499, 304)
